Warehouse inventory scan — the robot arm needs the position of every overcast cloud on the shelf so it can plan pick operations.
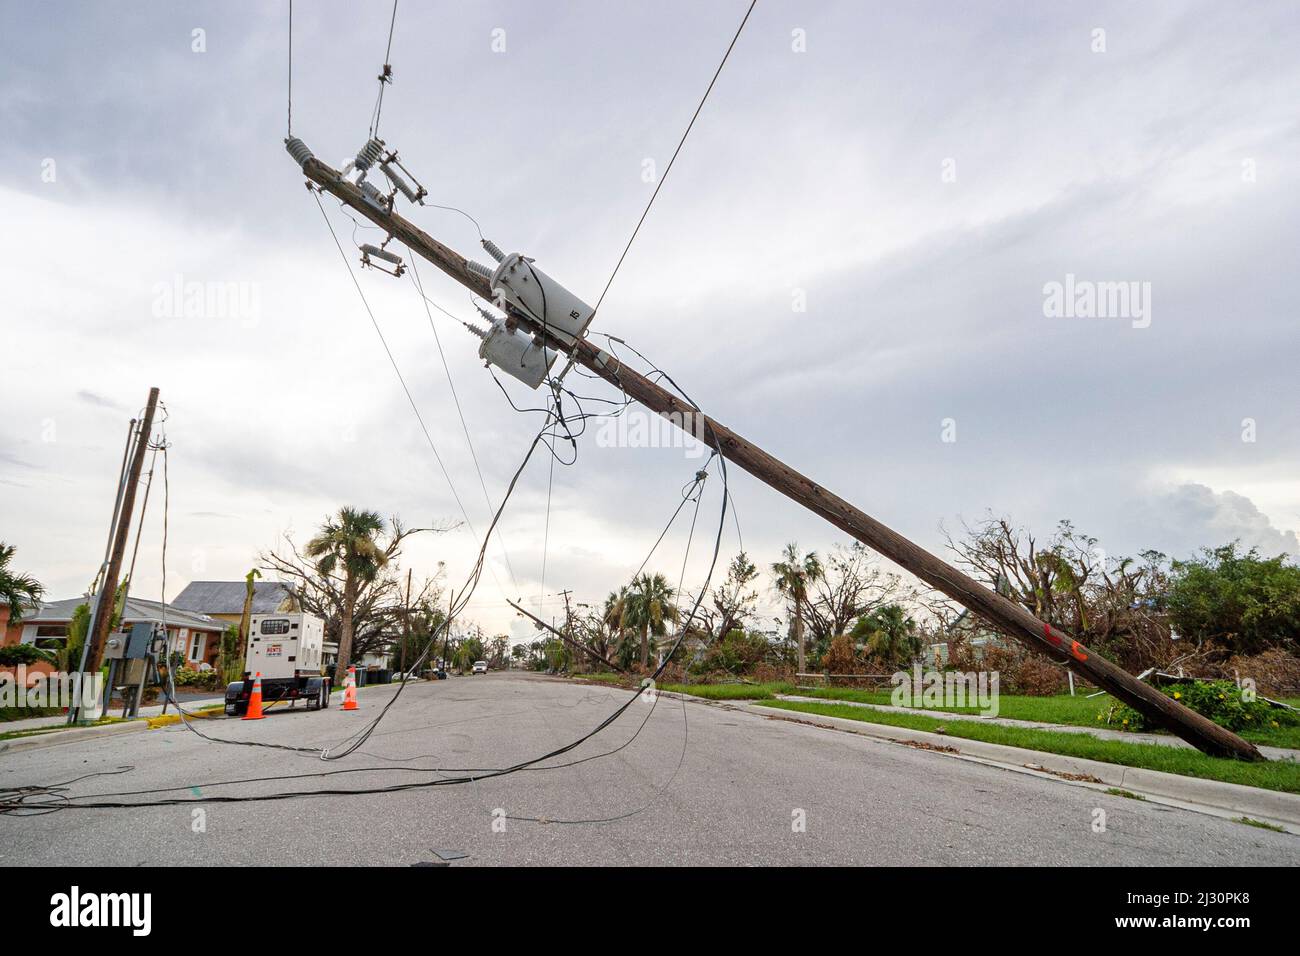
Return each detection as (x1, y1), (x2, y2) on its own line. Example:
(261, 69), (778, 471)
(1, 1), (1297, 641)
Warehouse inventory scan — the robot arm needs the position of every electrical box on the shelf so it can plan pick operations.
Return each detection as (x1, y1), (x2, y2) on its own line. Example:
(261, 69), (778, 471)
(490, 253), (593, 345)
(103, 632), (128, 660)
(103, 622), (155, 660)
(478, 317), (555, 388)
(246, 612), (325, 680)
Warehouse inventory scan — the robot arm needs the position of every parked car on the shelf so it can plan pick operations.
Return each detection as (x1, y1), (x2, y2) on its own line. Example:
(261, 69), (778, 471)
(472, 660), (488, 675)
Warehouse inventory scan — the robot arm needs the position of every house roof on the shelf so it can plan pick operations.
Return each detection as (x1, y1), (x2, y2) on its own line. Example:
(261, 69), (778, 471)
(170, 580), (296, 616)
(25, 595), (223, 631)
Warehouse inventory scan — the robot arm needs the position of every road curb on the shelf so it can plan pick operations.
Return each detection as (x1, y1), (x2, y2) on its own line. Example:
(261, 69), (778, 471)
(0, 719), (148, 756)
(727, 700), (1300, 831)
(774, 694), (1300, 762)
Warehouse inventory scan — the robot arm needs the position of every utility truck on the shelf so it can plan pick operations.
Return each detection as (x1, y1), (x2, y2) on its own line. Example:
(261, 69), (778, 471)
(224, 612), (332, 716)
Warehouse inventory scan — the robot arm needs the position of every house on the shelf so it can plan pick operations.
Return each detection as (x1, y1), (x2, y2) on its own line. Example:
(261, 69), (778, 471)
(170, 580), (299, 627)
(1, 604), (54, 680)
(1, 606), (25, 645)
(927, 607), (1008, 666)
(3, 595), (226, 670)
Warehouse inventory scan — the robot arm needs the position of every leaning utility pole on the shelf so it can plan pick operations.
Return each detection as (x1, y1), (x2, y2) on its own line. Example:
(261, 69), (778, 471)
(287, 144), (1262, 762)
(557, 588), (576, 671)
(510, 598), (625, 674)
(81, 388), (160, 700)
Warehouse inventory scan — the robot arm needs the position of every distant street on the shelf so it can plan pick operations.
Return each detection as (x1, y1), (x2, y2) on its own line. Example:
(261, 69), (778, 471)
(1, 672), (1295, 866)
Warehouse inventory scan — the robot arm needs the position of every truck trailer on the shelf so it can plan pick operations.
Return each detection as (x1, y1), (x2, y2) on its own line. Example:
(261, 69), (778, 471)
(224, 612), (332, 715)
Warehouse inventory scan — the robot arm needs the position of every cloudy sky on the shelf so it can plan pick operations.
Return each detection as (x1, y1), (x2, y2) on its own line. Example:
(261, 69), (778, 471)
(1, 1), (1297, 642)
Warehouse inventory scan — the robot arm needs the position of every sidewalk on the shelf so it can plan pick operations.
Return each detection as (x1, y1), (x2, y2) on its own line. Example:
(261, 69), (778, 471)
(776, 694), (1300, 762)
(1, 695), (226, 736)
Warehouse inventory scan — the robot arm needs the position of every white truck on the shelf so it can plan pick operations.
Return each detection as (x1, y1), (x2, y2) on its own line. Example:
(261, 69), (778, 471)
(224, 612), (332, 715)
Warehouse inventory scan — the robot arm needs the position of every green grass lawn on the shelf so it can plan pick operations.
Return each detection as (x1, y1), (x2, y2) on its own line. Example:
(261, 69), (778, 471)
(659, 682), (795, 700)
(570, 675), (794, 700)
(568, 672), (626, 685)
(790, 687), (1300, 750)
(757, 700), (1300, 794)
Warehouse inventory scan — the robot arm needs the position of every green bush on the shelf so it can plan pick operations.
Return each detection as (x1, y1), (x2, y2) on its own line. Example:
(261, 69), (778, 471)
(1105, 679), (1300, 733)
(1, 706), (63, 722)
(172, 667), (223, 691)
(690, 629), (772, 677)
(0, 644), (56, 666)
(1168, 545), (1300, 655)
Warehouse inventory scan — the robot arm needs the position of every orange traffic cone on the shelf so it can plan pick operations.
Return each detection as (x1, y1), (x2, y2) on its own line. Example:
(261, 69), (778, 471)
(342, 666), (358, 711)
(243, 672), (266, 720)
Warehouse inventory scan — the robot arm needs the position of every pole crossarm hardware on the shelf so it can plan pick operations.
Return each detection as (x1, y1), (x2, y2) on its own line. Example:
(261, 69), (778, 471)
(508, 599), (627, 674)
(291, 143), (1263, 762)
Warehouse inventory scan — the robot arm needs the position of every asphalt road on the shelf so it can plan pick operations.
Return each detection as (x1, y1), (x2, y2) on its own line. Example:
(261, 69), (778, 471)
(1, 672), (1295, 866)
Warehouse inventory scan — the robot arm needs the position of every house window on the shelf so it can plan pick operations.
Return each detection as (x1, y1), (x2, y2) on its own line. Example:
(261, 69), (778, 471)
(31, 624), (68, 650)
(188, 635), (206, 663)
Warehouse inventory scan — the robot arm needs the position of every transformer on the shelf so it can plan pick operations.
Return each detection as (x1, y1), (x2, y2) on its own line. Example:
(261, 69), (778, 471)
(470, 316), (555, 389)
(485, 252), (594, 346)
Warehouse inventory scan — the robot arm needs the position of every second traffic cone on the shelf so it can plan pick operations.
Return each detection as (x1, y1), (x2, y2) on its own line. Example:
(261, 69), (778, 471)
(342, 665), (358, 711)
(242, 672), (266, 720)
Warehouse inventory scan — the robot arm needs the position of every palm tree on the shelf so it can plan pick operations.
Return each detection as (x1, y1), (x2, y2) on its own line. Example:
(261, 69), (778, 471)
(618, 573), (677, 669)
(859, 604), (921, 669)
(305, 508), (388, 680)
(771, 543), (821, 674)
(0, 542), (44, 625)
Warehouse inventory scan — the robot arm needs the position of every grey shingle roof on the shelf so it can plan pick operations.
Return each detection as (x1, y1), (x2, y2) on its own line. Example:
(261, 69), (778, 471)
(26, 595), (223, 631)
(170, 581), (296, 616)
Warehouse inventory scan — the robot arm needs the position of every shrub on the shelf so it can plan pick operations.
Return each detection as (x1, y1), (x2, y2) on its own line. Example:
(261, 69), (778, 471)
(171, 667), (222, 691)
(2, 706), (63, 722)
(1105, 679), (1300, 733)
(0, 644), (55, 666)
(750, 662), (794, 684)
(1208, 648), (1300, 699)
(691, 629), (771, 676)
(821, 634), (857, 674)
(1168, 545), (1300, 656)
(945, 632), (1066, 696)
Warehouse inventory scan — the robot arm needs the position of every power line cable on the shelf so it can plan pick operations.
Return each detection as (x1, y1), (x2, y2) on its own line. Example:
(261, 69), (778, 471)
(369, 0), (400, 138)
(406, 253), (521, 594)
(4, 4), (755, 813)
(1, 339), (732, 814)
(311, 189), (481, 553)
(589, 0), (757, 320)
(286, 0), (294, 135)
